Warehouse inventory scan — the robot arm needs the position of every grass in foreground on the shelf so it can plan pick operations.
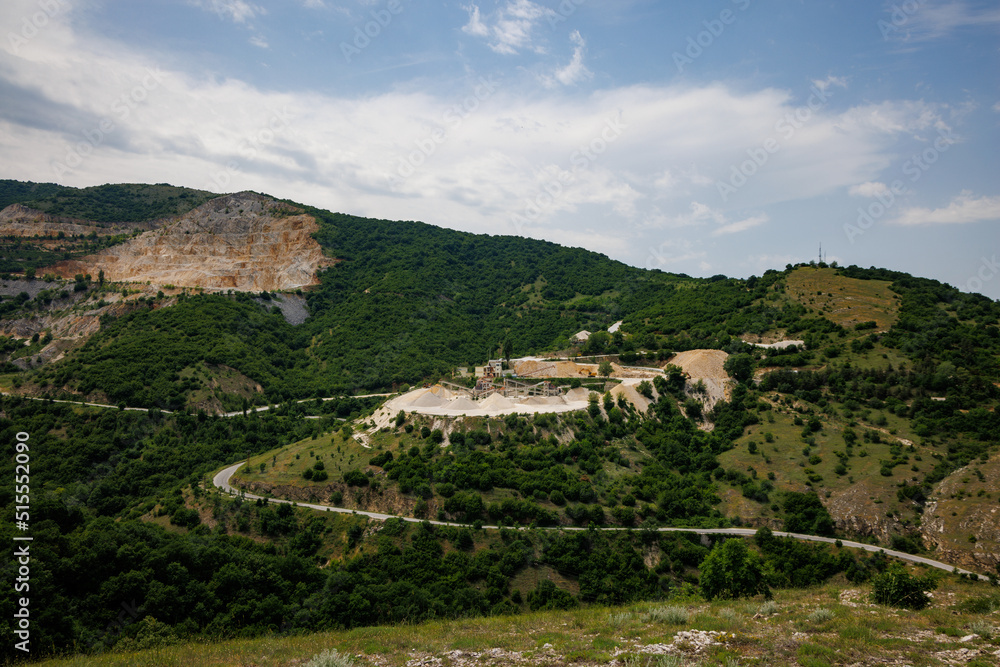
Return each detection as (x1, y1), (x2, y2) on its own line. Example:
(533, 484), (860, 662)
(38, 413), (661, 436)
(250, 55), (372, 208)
(31, 577), (1000, 667)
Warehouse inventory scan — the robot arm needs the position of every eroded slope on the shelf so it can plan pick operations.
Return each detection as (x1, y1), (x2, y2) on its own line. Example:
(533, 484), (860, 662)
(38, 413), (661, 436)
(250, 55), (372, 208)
(46, 192), (333, 292)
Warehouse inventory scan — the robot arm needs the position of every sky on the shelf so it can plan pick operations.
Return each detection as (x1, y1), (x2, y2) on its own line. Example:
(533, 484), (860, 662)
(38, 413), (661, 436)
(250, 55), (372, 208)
(1, 0), (999, 298)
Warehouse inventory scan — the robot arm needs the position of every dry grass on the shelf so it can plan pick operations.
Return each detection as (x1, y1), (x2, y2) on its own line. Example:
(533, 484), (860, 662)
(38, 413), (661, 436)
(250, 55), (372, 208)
(785, 267), (900, 330)
(30, 577), (1000, 667)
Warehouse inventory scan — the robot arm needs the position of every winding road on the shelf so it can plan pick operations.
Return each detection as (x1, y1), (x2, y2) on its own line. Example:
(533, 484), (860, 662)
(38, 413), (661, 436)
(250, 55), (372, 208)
(8, 392), (993, 581)
(1, 391), (393, 418)
(212, 462), (991, 581)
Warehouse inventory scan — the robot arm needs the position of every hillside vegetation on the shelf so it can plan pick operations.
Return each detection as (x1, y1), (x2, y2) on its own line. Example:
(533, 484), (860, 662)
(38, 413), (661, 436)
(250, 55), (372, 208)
(0, 181), (218, 223)
(1, 182), (999, 663)
(30, 579), (1000, 666)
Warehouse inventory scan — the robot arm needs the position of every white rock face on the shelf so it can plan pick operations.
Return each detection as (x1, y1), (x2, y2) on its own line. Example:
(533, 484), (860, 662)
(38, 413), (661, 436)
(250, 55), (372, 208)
(47, 192), (334, 292)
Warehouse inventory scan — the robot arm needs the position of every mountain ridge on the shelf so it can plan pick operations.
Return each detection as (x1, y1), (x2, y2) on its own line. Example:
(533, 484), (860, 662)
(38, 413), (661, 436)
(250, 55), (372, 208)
(1, 180), (998, 662)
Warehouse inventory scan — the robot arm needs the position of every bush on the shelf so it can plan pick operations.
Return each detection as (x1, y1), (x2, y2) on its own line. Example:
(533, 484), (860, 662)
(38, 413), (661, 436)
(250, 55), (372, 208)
(169, 507), (201, 529)
(870, 563), (936, 609)
(699, 538), (770, 600)
(644, 605), (688, 624)
(807, 608), (834, 623)
(343, 470), (368, 487)
(369, 451), (393, 467)
(304, 648), (355, 667)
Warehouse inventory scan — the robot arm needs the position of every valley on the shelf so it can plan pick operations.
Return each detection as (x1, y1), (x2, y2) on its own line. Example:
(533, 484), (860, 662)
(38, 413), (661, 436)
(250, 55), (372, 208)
(0, 181), (998, 665)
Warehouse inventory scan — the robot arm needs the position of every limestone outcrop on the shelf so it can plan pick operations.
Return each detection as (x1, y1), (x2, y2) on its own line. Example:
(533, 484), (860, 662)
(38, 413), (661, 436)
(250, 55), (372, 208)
(0, 203), (122, 237)
(45, 192), (333, 292)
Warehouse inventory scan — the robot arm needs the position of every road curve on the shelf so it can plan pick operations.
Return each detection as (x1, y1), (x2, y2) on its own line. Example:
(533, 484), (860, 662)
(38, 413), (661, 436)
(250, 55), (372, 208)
(212, 463), (990, 581)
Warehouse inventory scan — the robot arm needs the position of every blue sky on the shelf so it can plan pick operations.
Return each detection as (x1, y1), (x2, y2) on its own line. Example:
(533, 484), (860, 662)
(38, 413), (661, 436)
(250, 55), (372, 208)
(1, 0), (999, 297)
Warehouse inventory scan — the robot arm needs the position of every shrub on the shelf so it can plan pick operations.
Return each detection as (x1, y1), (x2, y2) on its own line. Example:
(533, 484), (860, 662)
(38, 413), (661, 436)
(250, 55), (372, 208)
(968, 619), (995, 640)
(369, 451), (393, 467)
(699, 538), (770, 600)
(644, 605), (688, 624)
(807, 608), (834, 623)
(608, 612), (632, 628)
(870, 563), (936, 609)
(343, 470), (368, 487)
(757, 600), (779, 616)
(304, 648), (355, 667)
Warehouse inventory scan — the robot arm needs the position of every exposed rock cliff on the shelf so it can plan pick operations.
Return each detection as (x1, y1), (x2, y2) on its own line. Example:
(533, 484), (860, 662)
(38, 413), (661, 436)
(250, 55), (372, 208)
(0, 203), (121, 237)
(45, 192), (334, 292)
(921, 455), (1000, 573)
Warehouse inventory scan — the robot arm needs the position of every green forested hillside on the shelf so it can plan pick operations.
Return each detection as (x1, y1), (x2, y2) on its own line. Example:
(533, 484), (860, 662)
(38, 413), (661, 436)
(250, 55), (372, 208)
(0, 180), (218, 222)
(2, 183), (1000, 663)
(302, 207), (681, 388)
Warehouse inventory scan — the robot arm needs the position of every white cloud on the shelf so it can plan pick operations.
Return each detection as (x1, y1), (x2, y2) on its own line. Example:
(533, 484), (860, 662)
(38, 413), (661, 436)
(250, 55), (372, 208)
(885, 1), (1000, 42)
(249, 34), (269, 49)
(653, 171), (677, 192)
(893, 192), (1000, 225)
(643, 238), (707, 271)
(712, 214), (768, 236)
(539, 31), (591, 88)
(462, 0), (555, 55)
(812, 75), (848, 94)
(993, 102), (1000, 113)
(460, 4), (489, 38)
(0, 2), (957, 279)
(849, 181), (890, 198)
(666, 201), (726, 228)
(191, 0), (265, 25)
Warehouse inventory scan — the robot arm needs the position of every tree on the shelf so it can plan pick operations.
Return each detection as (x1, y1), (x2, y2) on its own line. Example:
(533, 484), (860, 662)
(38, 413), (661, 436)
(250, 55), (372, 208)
(723, 353), (754, 384)
(870, 563), (936, 609)
(699, 538), (770, 600)
(598, 360), (613, 377)
(98, 269), (105, 287)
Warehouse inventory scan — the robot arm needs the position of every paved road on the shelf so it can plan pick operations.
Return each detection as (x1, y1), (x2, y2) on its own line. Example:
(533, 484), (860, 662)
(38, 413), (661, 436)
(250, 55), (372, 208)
(2, 391), (391, 418)
(0, 392), (176, 413)
(212, 463), (991, 581)
(7, 393), (992, 581)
